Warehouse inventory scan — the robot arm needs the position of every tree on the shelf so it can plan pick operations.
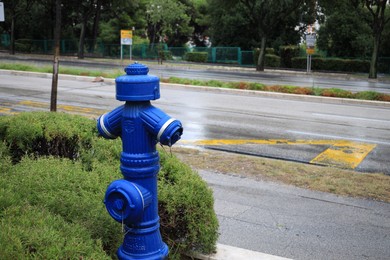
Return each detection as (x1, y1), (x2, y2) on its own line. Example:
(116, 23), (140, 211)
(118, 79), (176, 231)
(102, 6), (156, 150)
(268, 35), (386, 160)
(98, 0), (147, 45)
(208, 0), (306, 71)
(146, 0), (191, 47)
(357, 0), (390, 78)
(1, 0), (35, 54)
(317, 1), (372, 58)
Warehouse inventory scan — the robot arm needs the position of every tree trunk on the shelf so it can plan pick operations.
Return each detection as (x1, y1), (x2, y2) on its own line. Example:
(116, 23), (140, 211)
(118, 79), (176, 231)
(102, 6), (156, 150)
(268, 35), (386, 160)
(10, 16), (15, 55)
(369, 33), (380, 79)
(78, 20), (86, 59)
(256, 36), (266, 71)
(51, 0), (61, 112)
(91, 0), (102, 53)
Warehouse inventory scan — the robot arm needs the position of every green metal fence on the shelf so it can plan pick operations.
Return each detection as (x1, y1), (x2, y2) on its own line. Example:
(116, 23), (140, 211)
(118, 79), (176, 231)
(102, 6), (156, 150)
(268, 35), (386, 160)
(1, 36), (389, 73)
(0, 37), (246, 65)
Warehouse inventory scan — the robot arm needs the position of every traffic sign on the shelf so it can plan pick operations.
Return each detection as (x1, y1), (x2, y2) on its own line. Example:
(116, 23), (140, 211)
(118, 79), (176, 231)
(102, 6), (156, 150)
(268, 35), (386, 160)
(306, 48), (315, 55)
(0, 2), (5, 22)
(306, 34), (316, 47)
(121, 30), (133, 45)
(121, 30), (132, 39)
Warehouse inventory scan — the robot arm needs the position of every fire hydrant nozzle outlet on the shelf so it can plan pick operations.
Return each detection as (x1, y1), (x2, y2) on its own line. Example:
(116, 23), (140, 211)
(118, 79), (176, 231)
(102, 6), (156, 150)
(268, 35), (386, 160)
(105, 180), (152, 225)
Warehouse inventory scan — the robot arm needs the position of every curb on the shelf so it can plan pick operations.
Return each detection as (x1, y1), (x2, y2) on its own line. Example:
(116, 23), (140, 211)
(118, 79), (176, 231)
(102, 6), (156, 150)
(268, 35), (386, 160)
(191, 244), (292, 260)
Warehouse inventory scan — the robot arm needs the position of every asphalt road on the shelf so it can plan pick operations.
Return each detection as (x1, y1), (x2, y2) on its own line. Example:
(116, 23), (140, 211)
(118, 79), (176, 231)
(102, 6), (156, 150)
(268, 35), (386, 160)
(1, 53), (390, 94)
(0, 71), (389, 259)
(0, 72), (389, 174)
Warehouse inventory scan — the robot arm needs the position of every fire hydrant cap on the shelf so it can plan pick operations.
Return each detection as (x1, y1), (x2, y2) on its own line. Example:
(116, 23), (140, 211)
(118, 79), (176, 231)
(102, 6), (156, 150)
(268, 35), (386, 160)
(125, 62), (149, 75)
(115, 62), (160, 101)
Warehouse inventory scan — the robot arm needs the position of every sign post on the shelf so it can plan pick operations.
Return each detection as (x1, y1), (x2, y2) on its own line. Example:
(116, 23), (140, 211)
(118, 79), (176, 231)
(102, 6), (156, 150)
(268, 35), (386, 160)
(120, 30), (133, 62)
(306, 34), (316, 73)
(0, 2), (5, 22)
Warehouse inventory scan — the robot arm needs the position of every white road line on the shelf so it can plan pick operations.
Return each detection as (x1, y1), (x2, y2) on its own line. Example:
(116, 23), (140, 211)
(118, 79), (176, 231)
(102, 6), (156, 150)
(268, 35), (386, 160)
(312, 113), (390, 123)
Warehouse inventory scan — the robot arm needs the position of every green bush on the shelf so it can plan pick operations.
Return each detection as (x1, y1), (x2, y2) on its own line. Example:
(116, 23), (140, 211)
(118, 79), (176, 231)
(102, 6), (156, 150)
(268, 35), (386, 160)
(279, 45), (300, 68)
(265, 54), (281, 67)
(159, 50), (173, 60)
(0, 112), (96, 163)
(291, 57), (370, 73)
(0, 112), (219, 259)
(185, 52), (208, 63)
(265, 48), (275, 55)
(15, 39), (33, 53)
(253, 49), (281, 67)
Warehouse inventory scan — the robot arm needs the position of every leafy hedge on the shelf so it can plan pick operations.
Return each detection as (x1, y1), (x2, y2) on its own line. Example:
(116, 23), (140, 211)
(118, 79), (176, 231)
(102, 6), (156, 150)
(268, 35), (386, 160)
(185, 52), (208, 62)
(253, 48), (281, 67)
(279, 45), (300, 68)
(291, 57), (371, 73)
(0, 112), (218, 259)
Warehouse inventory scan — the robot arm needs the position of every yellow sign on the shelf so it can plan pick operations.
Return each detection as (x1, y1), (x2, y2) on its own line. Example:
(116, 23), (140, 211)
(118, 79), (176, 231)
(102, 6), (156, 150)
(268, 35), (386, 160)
(121, 30), (132, 39)
(306, 48), (315, 55)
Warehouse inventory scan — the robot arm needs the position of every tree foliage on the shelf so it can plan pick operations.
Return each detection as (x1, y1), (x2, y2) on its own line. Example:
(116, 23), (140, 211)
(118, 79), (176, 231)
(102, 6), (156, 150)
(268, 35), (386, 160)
(208, 0), (309, 70)
(318, 0), (390, 78)
(1, 0), (390, 78)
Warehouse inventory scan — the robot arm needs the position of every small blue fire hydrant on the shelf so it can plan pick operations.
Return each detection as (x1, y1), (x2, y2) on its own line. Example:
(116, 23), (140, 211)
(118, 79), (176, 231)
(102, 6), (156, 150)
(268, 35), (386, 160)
(97, 62), (183, 259)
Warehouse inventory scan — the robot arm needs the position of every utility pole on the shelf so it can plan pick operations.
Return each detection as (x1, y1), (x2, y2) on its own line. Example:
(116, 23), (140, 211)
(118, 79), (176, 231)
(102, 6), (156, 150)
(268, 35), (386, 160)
(50, 0), (61, 112)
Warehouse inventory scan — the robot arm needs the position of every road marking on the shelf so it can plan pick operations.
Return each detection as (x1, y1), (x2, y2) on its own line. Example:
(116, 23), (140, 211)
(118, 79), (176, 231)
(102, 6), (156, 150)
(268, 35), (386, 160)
(181, 139), (376, 170)
(312, 113), (389, 123)
(0, 106), (14, 115)
(286, 130), (390, 146)
(310, 141), (376, 169)
(6, 100), (107, 117)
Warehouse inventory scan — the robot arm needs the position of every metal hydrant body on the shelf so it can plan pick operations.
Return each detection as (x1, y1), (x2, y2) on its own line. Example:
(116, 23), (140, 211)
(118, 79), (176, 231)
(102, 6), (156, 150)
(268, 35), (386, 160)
(97, 63), (183, 259)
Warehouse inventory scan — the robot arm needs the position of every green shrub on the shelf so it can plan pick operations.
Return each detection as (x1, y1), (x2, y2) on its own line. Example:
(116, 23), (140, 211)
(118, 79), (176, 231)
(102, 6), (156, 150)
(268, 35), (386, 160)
(0, 112), (219, 259)
(291, 57), (370, 73)
(159, 151), (219, 257)
(279, 45), (300, 68)
(253, 49), (281, 67)
(159, 50), (173, 60)
(265, 54), (281, 67)
(185, 52), (208, 62)
(0, 205), (111, 259)
(354, 91), (382, 100)
(0, 112), (96, 163)
(266, 48), (275, 55)
(15, 39), (33, 53)
(320, 88), (354, 98)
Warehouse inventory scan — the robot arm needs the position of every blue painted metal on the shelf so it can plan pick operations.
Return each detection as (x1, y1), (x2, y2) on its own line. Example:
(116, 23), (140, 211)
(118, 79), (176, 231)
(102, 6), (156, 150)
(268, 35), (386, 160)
(97, 62), (183, 259)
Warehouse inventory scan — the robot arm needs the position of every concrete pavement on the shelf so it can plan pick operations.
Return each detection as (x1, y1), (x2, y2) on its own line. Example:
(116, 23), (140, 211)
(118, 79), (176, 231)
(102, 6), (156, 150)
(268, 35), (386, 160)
(199, 169), (390, 260)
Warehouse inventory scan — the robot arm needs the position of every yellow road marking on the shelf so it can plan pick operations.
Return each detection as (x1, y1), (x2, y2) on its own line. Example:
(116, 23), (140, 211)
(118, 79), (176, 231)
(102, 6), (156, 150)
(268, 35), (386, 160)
(0, 106), (14, 115)
(310, 141), (376, 169)
(181, 139), (376, 170)
(17, 100), (106, 116)
(19, 100), (48, 109)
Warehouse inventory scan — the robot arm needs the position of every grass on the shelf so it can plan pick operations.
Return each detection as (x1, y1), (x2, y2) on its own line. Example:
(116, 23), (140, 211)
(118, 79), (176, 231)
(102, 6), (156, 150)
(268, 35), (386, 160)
(173, 147), (390, 203)
(1, 62), (389, 102)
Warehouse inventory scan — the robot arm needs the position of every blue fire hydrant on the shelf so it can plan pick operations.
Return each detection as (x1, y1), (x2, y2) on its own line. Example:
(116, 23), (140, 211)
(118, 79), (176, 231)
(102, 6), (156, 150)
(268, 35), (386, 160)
(97, 62), (183, 259)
